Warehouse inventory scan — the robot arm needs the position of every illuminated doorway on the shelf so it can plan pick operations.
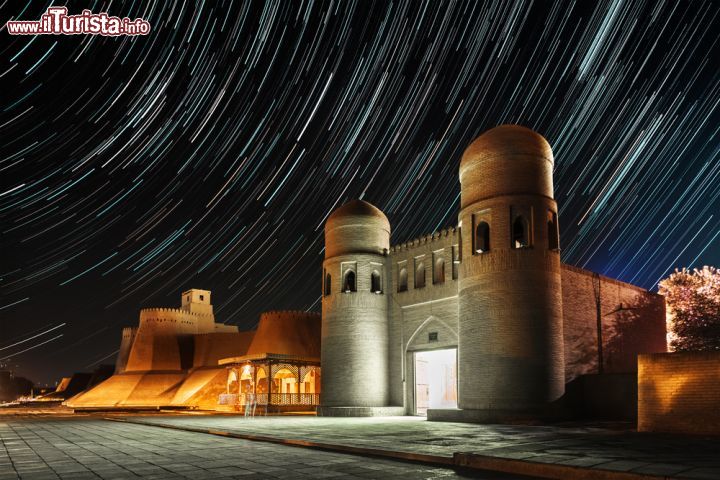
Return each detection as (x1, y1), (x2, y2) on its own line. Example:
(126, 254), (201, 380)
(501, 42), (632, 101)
(414, 348), (457, 415)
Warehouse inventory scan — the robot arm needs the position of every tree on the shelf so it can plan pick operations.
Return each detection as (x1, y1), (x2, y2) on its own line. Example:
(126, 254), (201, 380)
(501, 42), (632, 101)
(659, 266), (720, 352)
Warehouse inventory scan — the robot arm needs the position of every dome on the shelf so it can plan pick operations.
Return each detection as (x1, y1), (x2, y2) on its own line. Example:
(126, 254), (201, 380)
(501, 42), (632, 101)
(459, 125), (553, 180)
(458, 125), (555, 208)
(324, 199), (390, 258)
(327, 199), (389, 227)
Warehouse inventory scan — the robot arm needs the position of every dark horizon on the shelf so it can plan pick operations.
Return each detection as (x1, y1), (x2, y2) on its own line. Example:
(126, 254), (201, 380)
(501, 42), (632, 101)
(1, 0), (719, 386)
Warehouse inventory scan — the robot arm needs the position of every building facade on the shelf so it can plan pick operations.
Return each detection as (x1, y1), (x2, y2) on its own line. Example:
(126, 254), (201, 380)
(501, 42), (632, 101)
(319, 125), (667, 420)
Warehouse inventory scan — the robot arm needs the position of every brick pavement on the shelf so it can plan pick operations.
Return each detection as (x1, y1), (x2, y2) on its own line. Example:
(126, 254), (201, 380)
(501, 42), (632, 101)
(118, 415), (720, 479)
(0, 417), (532, 479)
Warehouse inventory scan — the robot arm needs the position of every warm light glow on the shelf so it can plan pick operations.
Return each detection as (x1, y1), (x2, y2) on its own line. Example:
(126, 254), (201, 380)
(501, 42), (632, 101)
(415, 348), (457, 415)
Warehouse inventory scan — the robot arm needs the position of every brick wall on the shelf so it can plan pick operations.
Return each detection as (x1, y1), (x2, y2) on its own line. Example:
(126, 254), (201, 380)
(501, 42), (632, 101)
(638, 352), (720, 435)
(561, 265), (667, 382)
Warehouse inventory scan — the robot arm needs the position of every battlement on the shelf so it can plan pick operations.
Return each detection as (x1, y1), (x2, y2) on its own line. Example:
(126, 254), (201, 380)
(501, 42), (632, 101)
(121, 327), (137, 338)
(139, 307), (209, 317)
(389, 226), (458, 253)
(260, 310), (321, 319)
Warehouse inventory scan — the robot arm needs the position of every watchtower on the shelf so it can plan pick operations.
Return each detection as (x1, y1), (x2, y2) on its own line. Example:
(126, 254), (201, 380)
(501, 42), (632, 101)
(456, 124), (564, 416)
(319, 200), (392, 413)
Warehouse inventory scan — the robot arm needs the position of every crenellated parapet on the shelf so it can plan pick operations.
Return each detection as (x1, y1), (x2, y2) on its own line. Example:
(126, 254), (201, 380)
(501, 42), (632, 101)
(140, 307), (209, 317)
(121, 326), (137, 338)
(389, 226), (458, 254)
(138, 305), (216, 334)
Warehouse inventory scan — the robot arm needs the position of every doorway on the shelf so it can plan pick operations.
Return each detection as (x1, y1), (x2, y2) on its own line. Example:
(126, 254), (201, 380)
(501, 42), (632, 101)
(414, 348), (457, 415)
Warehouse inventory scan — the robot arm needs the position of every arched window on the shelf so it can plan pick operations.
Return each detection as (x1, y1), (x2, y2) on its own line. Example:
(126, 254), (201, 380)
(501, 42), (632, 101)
(324, 273), (331, 296)
(433, 255), (445, 284)
(547, 210), (559, 250)
(301, 368), (319, 394)
(475, 221), (490, 253)
(255, 367), (268, 394)
(415, 261), (425, 288)
(398, 267), (408, 292)
(371, 270), (382, 293)
(273, 368), (297, 394)
(512, 216), (530, 248)
(343, 270), (356, 292)
(240, 365), (253, 394)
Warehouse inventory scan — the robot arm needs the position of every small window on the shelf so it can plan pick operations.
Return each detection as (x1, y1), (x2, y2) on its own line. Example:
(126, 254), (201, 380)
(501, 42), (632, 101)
(475, 221), (490, 253)
(324, 272), (332, 296)
(199, 295), (204, 301)
(547, 210), (559, 250)
(512, 216), (530, 249)
(371, 270), (382, 294)
(398, 267), (408, 292)
(415, 260), (425, 288)
(428, 332), (438, 342)
(452, 246), (459, 280)
(458, 227), (462, 261)
(433, 253), (445, 284)
(343, 270), (356, 292)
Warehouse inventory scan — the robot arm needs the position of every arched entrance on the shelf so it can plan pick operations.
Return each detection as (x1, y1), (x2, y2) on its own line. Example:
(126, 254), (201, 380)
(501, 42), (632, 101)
(414, 348), (457, 415)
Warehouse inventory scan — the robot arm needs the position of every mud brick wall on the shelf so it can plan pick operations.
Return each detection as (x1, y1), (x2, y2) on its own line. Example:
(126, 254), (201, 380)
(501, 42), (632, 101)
(561, 265), (667, 382)
(638, 352), (720, 435)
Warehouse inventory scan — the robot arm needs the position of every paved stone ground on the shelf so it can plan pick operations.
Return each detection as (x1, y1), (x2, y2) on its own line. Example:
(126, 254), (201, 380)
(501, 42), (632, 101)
(121, 415), (720, 479)
(0, 417), (534, 479)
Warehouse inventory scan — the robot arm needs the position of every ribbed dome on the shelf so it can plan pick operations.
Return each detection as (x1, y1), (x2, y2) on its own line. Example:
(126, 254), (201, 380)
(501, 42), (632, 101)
(460, 125), (553, 180)
(327, 199), (389, 226)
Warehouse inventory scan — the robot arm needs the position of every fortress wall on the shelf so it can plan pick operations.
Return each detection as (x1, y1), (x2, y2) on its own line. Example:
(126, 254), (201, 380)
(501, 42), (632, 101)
(170, 367), (228, 409)
(214, 323), (239, 333)
(638, 352), (720, 435)
(124, 332), (184, 372)
(389, 227), (459, 307)
(124, 309), (192, 371)
(561, 264), (666, 382)
(115, 327), (137, 374)
(248, 311), (321, 358)
(138, 308), (208, 335)
(193, 332), (253, 367)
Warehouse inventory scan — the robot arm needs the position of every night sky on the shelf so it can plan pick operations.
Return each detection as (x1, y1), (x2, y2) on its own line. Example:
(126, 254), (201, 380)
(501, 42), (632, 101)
(1, 1), (719, 385)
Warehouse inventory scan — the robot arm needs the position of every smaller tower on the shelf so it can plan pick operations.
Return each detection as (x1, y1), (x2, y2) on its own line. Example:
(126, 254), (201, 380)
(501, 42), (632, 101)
(319, 200), (400, 415)
(181, 289), (212, 316)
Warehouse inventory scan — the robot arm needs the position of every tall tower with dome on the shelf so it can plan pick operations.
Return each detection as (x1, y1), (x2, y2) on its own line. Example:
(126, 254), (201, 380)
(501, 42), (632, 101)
(456, 125), (565, 418)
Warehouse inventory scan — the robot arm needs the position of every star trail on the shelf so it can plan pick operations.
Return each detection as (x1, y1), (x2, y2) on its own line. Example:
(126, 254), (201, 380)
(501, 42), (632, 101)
(0, 1), (718, 384)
